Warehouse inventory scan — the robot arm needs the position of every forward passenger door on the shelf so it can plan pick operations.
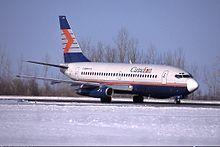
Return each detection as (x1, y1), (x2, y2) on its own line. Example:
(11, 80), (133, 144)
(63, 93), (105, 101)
(161, 70), (169, 84)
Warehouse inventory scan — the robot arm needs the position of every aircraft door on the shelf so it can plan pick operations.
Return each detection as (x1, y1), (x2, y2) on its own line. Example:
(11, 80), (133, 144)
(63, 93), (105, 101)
(75, 67), (80, 80)
(161, 70), (169, 84)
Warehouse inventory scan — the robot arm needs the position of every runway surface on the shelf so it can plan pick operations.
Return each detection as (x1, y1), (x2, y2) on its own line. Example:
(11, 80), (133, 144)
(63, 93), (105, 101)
(0, 96), (220, 146)
(1, 95), (220, 107)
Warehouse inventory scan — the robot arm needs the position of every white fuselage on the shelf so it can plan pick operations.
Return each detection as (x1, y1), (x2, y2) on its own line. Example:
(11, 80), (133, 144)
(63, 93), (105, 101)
(61, 62), (199, 98)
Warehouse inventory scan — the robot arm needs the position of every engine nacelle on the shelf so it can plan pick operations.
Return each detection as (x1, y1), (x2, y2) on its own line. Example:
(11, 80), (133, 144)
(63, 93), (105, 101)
(76, 85), (113, 99)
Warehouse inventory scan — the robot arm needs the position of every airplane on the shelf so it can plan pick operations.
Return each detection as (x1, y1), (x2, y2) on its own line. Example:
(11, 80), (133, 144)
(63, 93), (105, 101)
(17, 16), (199, 104)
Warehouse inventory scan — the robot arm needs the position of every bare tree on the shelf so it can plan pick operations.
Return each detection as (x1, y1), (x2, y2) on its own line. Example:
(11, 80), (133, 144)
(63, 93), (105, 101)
(27, 79), (39, 96)
(203, 67), (218, 99)
(162, 48), (185, 68)
(115, 27), (129, 63)
(144, 45), (158, 64)
(127, 38), (139, 63)
(42, 53), (52, 95)
(0, 47), (12, 94)
(174, 48), (185, 69)
(104, 45), (117, 63)
(163, 50), (173, 66)
(90, 42), (104, 62)
(0, 47), (11, 78)
(79, 38), (93, 60)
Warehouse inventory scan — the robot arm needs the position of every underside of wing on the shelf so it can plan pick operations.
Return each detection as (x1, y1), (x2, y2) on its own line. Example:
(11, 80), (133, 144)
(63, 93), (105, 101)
(16, 74), (100, 86)
(16, 75), (133, 94)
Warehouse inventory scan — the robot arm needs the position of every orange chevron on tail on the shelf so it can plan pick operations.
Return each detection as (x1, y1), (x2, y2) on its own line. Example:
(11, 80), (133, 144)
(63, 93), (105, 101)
(62, 29), (74, 53)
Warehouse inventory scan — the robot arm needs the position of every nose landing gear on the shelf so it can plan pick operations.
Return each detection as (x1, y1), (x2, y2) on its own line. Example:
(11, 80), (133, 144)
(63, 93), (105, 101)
(174, 95), (185, 104)
(174, 98), (181, 104)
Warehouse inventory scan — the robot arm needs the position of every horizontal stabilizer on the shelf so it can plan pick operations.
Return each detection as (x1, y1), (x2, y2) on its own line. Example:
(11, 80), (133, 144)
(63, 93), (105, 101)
(26, 61), (68, 69)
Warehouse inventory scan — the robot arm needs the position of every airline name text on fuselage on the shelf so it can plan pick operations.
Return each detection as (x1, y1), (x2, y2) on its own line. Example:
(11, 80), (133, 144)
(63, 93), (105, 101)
(130, 67), (152, 73)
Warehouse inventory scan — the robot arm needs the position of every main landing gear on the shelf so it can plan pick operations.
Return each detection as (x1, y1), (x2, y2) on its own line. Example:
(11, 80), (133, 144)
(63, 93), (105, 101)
(100, 96), (112, 103)
(133, 95), (144, 103)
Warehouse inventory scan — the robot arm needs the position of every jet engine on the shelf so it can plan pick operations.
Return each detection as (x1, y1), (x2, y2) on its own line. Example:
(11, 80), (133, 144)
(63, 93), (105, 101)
(76, 85), (113, 102)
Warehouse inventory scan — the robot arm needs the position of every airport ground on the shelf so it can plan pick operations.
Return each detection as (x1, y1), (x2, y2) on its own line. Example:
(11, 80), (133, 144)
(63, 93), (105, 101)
(0, 96), (220, 146)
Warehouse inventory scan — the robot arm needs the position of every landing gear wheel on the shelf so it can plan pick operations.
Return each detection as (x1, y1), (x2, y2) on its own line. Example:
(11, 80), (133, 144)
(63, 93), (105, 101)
(133, 95), (144, 103)
(174, 98), (181, 104)
(100, 96), (112, 103)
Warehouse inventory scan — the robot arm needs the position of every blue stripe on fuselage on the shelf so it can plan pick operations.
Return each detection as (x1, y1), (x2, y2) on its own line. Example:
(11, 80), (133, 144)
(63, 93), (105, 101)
(64, 52), (90, 63)
(132, 85), (189, 98)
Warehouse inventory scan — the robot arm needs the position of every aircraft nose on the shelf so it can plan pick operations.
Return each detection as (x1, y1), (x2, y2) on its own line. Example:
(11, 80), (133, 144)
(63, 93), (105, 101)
(187, 79), (199, 92)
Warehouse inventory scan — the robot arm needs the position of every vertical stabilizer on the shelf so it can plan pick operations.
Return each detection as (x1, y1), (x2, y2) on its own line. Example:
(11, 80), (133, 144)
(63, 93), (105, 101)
(59, 16), (90, 63)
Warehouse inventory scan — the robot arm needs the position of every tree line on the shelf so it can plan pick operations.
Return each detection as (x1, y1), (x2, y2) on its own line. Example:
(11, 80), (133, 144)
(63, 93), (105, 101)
(0, 28), (219, 100)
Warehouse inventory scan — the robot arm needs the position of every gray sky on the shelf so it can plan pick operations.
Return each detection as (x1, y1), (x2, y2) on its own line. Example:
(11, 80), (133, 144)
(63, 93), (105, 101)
(0, 0), (219, 71)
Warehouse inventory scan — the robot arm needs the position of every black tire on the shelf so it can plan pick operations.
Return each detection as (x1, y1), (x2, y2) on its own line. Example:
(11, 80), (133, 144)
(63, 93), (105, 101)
(175, 98), (181, 104)
(133, 95), (144, 103)
(100, 96), (112, 103)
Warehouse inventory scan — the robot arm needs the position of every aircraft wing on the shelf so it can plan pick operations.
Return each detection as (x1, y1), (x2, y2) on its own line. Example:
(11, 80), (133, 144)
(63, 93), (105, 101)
(16, 75), (133, 92)
(16, 75), (100, 86)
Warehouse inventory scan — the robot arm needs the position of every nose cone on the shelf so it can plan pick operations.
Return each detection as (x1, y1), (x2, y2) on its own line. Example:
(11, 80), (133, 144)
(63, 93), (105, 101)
(187, 79), (199, 92)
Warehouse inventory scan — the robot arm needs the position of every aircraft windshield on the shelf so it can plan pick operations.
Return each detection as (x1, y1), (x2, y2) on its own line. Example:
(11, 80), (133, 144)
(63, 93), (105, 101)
(175, 73), (193, 79)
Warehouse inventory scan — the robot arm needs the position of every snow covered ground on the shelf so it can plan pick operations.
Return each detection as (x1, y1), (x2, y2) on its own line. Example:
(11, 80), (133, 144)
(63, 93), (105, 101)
(0, 100), (220, 146)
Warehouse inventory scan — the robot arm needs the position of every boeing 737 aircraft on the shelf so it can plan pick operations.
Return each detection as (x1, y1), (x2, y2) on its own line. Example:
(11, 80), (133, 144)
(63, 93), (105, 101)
(17, 16), (199, 104)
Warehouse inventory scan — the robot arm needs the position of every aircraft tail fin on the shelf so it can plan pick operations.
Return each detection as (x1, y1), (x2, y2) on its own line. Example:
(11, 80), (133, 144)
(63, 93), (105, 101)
(59, 16), (90, 63)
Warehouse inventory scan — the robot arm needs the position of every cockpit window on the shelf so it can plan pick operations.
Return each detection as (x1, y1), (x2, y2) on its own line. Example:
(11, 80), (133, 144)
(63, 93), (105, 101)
(175, 73), (193, 79)
(175, 75), (182, 78)
(182, 75), (191, 78)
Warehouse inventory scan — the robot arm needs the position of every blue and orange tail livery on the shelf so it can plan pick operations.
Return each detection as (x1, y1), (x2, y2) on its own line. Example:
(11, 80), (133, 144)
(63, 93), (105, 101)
(59, 16), (90, 63)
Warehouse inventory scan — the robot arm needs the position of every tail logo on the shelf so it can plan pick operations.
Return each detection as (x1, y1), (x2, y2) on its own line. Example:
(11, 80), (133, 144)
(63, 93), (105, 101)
(62, 29), (74, 53)
(59, 16), (90, 63)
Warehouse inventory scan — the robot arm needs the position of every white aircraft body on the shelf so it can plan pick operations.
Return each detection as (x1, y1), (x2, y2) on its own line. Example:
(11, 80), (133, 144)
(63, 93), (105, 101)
(18, 16), (199, 104)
